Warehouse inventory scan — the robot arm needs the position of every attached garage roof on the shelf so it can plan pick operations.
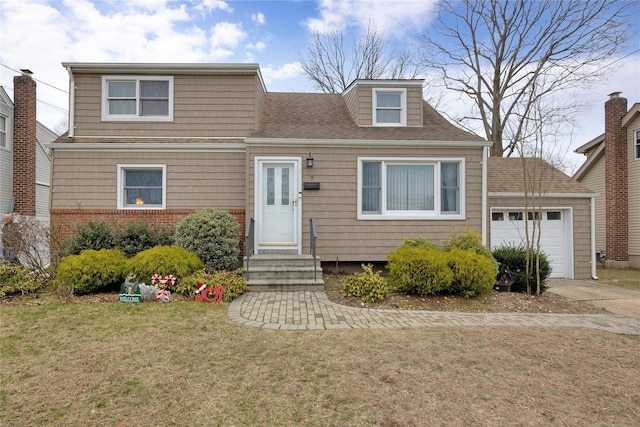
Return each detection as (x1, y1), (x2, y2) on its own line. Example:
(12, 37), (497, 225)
(488, 157), (594, 195)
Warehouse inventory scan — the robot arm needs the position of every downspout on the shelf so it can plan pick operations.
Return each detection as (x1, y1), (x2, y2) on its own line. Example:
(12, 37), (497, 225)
(66, 65), (75, 138)
(590, 195), (598, 280)
(481, 146), (489, 246)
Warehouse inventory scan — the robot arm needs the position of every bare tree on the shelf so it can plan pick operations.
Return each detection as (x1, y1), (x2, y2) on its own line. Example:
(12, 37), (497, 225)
(421, 0), (632, 157)
(300, 21), (424, 93)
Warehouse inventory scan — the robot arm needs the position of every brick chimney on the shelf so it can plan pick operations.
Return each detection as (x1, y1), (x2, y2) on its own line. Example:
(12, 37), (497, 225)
(604, 91), (628, 266)
(12, 70), (37, 216)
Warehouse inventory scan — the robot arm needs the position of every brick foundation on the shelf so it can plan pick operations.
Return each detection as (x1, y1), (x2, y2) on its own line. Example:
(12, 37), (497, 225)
(50, 208), (246, 262)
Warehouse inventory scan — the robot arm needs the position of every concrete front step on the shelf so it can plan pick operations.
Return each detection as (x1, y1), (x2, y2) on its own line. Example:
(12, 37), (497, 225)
(244, 254), (324, 291)
(247, 279), (325, 292)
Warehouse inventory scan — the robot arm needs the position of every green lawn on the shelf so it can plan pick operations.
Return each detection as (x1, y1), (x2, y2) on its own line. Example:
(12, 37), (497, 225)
(597, 267), (640, 290)
(1, 300), (639, 426)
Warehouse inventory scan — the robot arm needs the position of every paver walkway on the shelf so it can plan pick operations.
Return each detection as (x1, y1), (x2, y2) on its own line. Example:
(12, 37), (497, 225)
(228, 291), (640, 335)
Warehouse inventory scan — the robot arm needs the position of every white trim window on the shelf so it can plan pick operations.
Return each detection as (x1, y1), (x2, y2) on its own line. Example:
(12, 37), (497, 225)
(0, 115), (7, 148)
(117, 164), (167, 209)
(358, 157), (464, 219)
(635, 129), (640, 160)
(372, 88), (406, 126)
(102, 76), (174, 121)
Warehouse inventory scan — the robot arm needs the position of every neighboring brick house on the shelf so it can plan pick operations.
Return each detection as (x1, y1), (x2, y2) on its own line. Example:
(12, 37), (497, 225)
(574, 93), (640, 269)
(50, 63), (594, 284)
(1, 72), (57, 265)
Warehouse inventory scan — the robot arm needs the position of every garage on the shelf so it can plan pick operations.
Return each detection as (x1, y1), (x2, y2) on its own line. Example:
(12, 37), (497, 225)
(490, 208), (572, 278)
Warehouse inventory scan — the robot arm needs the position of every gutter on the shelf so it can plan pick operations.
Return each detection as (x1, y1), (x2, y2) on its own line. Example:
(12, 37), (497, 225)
(590, 195), (598, 280)
(66, 65), (75, 138)
(481, 146), (488, 246)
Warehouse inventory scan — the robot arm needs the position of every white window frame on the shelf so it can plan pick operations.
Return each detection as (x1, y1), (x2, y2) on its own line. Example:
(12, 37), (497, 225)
(102, 76), (174, 122)
(0, 115), (8, 149)
(117, 164), (167, 210)
(372, 88), (406, 126)
(635, 129), (640, 160)
(357, 157), (465, 220)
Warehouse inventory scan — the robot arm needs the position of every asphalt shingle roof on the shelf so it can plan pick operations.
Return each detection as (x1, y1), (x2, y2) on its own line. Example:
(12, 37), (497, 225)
(488, 157), (593, 195)
(249, 92), (484, 142)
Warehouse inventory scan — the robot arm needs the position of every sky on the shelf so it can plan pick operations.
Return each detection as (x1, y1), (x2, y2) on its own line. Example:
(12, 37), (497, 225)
(1, 0), (639, 173)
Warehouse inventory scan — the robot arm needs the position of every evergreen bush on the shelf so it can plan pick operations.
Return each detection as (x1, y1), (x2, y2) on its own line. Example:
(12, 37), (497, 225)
(442, 227), (498, 271)
(492, 245), (552, 293)
(341, 264), (389, 302)
(177, 268), (249, 301)
(447, 248), (497, 297)
(387, 246), (453, 295)
(400, 235), (439, 250)
(0, 260), (41, 298)
(61, 221), (116, 257)
(55, 249), (127, 295)
(174, 209), (240, 272)
(116, 221), (174, 258)
(126, 245), (203, 285)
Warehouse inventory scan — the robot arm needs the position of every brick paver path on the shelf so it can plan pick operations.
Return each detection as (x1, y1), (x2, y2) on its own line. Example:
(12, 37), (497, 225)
(228, 291), (640, 335)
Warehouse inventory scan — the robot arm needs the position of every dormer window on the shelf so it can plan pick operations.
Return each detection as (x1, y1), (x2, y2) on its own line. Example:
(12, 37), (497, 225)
(373, 88), (406, 126)
(102, 76), (173, 121)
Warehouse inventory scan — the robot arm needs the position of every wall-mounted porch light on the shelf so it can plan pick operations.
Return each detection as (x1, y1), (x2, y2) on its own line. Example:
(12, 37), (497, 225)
(306, 153), (314, 168)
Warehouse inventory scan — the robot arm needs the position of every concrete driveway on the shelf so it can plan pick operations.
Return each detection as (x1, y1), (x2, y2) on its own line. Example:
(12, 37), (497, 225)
(548, 279), (640, 320)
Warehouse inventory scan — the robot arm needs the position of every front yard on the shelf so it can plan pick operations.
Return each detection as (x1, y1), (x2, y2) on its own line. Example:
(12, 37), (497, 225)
(1, 298), (639, 426)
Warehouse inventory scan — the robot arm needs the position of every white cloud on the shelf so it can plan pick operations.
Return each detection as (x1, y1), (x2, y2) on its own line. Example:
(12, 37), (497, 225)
(251, 12), (265, 25)
(196, 0), (232, 13)
(209, 22), (246, 59)
(306, 0), (438, 37)
(247, 41), (266, 51)
(262, 62), (304, 83)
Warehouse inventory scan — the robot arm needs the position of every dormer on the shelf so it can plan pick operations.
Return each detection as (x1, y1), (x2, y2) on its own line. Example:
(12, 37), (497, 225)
(342, 79), (424, 127)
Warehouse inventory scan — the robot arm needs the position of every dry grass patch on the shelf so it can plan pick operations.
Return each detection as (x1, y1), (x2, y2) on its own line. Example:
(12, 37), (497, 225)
(1, 301), (639, 426)
(597, 267), (640, 290)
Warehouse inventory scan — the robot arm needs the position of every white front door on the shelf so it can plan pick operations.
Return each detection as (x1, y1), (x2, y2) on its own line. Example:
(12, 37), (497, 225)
(256, 158), (300, 252)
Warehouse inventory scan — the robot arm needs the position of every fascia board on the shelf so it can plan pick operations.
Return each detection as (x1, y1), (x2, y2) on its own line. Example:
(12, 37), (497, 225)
(49, 142), (246, 152)
(245, 138), (492, 148)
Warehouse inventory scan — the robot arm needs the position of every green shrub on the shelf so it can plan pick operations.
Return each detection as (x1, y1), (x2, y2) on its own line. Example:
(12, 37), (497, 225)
(492, 245), (551, 293)
(55, 249), (127, 295)
(447, 248), (497, 298)
(400, 235), (439, 250)
(61, 221), (117, 257)
(177, 268), (249, 302)
(442, 227), (498, 271)
(126, 245), (203, 286)
(116, 221), (174, 258)
(387, 246), (453, 295)
(341, 264), (389, 303)
(0, 260), (40, 297)
(174, 209), (240, 272)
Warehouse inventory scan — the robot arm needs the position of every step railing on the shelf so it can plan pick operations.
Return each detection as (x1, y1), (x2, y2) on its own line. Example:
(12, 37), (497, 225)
(245, 217), (255, 281)
(310, 217), (318, 281)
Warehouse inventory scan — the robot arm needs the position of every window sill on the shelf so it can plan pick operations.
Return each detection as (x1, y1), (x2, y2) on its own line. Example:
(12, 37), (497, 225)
(358, 214), (465, 221)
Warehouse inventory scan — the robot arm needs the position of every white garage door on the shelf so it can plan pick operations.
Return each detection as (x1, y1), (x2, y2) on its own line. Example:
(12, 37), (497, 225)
(490, 209), (571, 278)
